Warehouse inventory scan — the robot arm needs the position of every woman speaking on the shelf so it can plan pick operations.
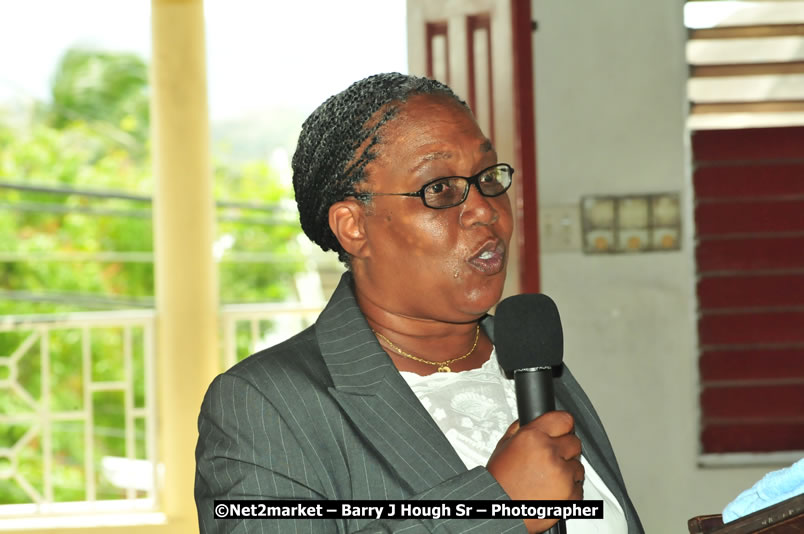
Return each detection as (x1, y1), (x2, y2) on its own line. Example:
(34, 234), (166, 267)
(195, 73), (643, 534)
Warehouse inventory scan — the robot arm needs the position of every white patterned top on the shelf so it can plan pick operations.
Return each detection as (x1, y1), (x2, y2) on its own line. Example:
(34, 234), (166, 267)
(401, 350), (628, 533)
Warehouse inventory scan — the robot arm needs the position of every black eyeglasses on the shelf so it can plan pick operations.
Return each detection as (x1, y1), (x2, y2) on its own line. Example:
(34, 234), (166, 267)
(353, 163), (514, 209)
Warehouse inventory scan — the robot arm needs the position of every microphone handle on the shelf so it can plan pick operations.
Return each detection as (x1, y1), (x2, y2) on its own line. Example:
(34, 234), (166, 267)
(514, 367), (555, 424)
(514, 368), (566, 534)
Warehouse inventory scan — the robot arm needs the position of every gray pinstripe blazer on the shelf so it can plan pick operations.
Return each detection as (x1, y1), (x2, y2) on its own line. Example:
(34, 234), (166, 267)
(195, 273), (644, 533)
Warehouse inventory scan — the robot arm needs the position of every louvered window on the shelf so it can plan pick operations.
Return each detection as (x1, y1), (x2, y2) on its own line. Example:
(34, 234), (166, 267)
(687, 1), (804, 456)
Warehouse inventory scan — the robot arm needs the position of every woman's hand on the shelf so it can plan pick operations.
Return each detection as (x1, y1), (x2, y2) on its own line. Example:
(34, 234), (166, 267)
(486, 411), (584, 533)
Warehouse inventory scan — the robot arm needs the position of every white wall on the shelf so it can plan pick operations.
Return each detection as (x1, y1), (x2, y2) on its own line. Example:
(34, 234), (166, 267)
(530, 2), (773, 532)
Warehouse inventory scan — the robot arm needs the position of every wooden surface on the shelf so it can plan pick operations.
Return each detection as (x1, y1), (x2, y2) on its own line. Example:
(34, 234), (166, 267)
(688, 493), (804, 533)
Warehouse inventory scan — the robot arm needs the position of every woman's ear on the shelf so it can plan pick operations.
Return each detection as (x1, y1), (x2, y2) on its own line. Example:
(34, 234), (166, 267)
(329, 199), (370, 259)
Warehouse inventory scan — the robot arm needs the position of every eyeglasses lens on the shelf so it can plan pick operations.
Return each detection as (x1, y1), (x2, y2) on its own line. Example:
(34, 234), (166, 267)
(423, 178), (466, 208)
(422, 165), (512, 208)
(479, 166), (509, 196)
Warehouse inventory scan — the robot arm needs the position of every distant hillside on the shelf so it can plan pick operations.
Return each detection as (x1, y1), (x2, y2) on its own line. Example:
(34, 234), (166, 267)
(211, 106), (307, 164)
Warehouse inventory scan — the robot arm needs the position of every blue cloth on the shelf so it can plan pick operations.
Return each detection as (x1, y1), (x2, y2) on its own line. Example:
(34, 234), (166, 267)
(723, 458), (804, 523)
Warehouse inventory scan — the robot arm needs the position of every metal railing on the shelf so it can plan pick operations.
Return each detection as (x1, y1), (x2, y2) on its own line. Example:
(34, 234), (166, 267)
(0, 310), (157, 517)
(0, 301), (324, 521)
(220, 301), (324, 369)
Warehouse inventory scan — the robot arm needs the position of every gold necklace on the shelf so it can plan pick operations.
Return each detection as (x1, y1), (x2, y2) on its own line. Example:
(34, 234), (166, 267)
(372, 325), (480, 373)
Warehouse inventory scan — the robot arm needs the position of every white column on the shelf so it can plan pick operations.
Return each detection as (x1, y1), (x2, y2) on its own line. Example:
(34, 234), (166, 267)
(151, 0), (218, 530)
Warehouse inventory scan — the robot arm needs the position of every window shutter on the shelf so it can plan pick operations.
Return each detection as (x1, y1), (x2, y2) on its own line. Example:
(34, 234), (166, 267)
(693, 126), (804, 453)
(687, 2), (804, 454)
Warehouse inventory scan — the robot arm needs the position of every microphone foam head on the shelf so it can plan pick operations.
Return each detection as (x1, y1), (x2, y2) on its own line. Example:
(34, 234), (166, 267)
(495, 293), (564, 371)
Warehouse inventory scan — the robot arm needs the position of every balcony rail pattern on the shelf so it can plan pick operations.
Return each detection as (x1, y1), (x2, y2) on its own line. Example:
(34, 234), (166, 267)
(0, 301), (324, 523)
(220, 301), (324, 370)
(0, 310), (157, 518)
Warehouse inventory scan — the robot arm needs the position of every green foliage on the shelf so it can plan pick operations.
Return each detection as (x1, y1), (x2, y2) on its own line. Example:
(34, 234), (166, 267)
(0, 47), (305, 505)
(48, 48), (150, 152)
(215, 160), (304, 302)
(0, 120), (155, 316)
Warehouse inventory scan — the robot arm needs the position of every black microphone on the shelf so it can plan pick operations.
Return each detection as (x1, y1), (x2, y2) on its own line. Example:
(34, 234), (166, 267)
(496, 293), (564, 423)
(495, 293), (567, 534)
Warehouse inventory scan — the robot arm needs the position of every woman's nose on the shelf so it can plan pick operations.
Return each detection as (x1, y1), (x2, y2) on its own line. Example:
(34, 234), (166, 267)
(459, 186), (499, 228)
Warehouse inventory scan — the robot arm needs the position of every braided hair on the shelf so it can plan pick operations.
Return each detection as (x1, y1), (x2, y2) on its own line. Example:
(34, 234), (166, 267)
(292, 72), (467, 265)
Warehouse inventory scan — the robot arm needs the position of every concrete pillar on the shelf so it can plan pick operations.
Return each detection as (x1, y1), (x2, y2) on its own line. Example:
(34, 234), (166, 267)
(151, 0), (217, 530)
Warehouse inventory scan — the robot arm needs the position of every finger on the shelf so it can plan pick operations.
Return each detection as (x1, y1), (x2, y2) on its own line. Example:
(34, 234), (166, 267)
(574, 460), (585, 485)
(568, 459), (585, 499)
(525, 411), (574, 437)
(502, 420), (520, 439)
(555, 433), (582, 460)
(571, 478), (584, 500)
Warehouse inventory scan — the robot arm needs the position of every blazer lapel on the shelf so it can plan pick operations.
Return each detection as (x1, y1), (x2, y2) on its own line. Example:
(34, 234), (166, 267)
(317, 273), (467, 493)
(485, 316), (632, 518)
(554, 374), (631, 518)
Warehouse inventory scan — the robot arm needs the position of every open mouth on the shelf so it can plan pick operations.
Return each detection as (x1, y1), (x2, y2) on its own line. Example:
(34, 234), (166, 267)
(467, 239), (506, 274)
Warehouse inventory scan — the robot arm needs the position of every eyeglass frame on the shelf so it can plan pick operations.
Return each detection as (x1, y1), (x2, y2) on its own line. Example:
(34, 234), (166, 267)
(350, 163), (515, 209)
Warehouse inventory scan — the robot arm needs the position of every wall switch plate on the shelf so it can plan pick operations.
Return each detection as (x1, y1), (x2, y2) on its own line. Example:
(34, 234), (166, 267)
(539, 204), (582, 252)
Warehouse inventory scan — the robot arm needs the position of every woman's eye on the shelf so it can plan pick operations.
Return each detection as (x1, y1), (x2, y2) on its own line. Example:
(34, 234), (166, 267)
(426, 181), (449, 195)
(480, 170), (498, 184)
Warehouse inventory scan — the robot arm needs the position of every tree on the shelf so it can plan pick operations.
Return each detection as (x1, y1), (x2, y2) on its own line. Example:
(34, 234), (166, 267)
(48, 48), (150, 152)
(0, 47), (305, 504)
